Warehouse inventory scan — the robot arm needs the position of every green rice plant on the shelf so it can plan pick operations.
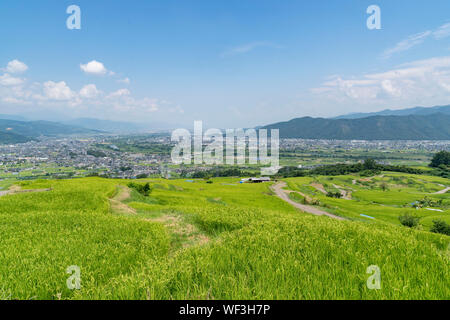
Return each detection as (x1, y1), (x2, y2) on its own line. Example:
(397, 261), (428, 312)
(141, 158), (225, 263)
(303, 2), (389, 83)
(0, 175), (448, 300)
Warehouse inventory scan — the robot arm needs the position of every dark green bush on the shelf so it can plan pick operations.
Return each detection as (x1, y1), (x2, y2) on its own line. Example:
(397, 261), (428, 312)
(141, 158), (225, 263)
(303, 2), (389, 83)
(326, 191), (342, 198)
(128, 182), (152, 196)
(398, 213), (420, 228)
(429, 151), (450, 168)
(360, 169), (381, 177)
(430, 220), (450, 236)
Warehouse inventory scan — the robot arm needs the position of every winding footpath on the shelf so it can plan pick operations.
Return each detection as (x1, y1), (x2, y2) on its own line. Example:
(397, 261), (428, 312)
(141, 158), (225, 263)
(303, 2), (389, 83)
(109, 186), (136, 215)
(271, 182), (345, 221)
(434, 186), (450, 195)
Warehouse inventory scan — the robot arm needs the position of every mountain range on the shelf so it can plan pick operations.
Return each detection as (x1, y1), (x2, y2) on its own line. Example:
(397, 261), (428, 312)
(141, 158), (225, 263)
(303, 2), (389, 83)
(262, 113), (450, 140)
(334, 104), (450, 119)
(0, 104), (449, 142)
(63, 118), (149, 133)
(63, 118), (177, 133)
(0, 119), (100, 144)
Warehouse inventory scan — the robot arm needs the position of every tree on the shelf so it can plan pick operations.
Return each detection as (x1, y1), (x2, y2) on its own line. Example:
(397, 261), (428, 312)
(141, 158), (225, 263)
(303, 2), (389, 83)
(363, 158), (378, 170)
(429, 151), (450, 168)
(142, 183), (151, 196)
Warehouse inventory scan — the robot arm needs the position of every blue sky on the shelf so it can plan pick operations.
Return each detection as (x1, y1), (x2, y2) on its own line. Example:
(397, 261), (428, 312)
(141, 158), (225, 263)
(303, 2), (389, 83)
(1, 0), (450, 128)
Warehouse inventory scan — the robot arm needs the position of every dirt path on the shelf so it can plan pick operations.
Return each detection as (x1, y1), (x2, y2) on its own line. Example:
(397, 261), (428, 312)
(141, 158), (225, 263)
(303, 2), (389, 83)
(333, 184), (352, 200)
(108, 186), (208, 249)
(311, 182), (352, 200)
(311, 183), (327, 194)
(288, 189), (313, 203)
(271, 182), (345, 221)
(0, 187), (52, 197)
(355, 174), (385, 183)
(151, 215), (210, 249)
(109, 186), (136, 215)
(114, 185), (132, 201)
(434, 186), (450, 194)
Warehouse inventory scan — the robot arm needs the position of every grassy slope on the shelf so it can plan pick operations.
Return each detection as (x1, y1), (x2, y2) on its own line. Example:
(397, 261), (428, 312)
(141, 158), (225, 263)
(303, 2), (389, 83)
(0, 178), (169, 299)
(0, 177), (448, 300)
(285, 173), (450, 227)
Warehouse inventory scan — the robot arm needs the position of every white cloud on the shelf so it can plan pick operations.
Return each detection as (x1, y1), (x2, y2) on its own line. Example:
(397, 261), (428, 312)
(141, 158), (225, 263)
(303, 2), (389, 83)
(117, 77), (130, 84)
(312, 56), (450, 106)
(134, 97), (158, 112)
(0, 73), (25, 86)
(106, 88), (159, 112)
(0, 77), (161, 114)
(169, 105), (184, 114)
(0, 61), (164, 117)
(80, 60), (109, 75)
(380, 80), (402, 97)
(5, 60), (28, 74)
(382, 22), (450, 59)
(221, 42), (282, 57)
(1, 97), (30, 105)
(43, 81), (75, 100)
(108, 88), (130, 98)
(433, 22), (450, 40)
(79, 84), (101, 99)
(382, 31), (432, 59)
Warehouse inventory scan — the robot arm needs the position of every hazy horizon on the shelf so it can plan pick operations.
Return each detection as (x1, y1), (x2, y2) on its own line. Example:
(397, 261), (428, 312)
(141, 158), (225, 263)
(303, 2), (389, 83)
(0, 103), (449, 129)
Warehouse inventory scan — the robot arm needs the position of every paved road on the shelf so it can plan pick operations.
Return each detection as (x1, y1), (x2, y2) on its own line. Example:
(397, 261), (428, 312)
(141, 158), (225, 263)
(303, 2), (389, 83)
(271, 182), (346, 221)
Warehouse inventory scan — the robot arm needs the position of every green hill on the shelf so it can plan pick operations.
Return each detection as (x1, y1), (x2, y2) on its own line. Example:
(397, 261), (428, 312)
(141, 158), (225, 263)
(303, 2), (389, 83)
(262, 113), (450, 140)
(0, 177), (448, 299)
(0, 119), (101, 144)
(0, 131), (33, 144)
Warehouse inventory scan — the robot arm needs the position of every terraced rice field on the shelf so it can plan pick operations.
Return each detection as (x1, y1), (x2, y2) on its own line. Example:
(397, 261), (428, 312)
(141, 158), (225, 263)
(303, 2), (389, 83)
(284, 173), (450, 228)
(0, 175), (448, 300)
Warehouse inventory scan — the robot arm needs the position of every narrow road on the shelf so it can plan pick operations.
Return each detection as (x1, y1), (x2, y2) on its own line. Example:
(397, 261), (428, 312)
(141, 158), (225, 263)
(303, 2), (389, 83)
(271, 182), (346, 221)
(434, 186), (450, 194)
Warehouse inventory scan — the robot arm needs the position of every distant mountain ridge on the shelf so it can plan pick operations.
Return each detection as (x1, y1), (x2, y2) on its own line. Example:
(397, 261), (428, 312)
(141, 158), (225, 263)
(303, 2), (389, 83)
(0, 119), (100, 144)
(64, 118), (177, 133)
(64, 118), (146, 133)
(334, 105), (450, 119)
(262, 113), (450, 140)
(0, 114), (27, 121)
